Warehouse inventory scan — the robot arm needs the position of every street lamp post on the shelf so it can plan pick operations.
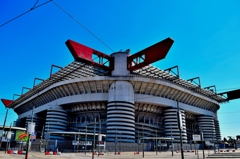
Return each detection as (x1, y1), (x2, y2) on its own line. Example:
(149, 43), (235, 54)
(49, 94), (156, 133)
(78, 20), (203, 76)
(0, 108), (9, 150)
(201, 131), (205, 158)
(77, 130), (80, 153)
(115, 129), (117, 155)
(170, 123), (173, 156)
(142, 124), (144, 158)
(98, 120), (101, 156)
(25, 106), (35, 159)
(92, 118), (96, 159)
(40, 126), (44, 152)
(45, 123), (50, 152)
(212, 132), (216, 154)
(156, 129), (158, 155)
(85, 124), (87, 154)
(177, 100), (184, 159)
(5, 123), (12, 153)
(138, 130), (140, 153)
(119, 132), (122, 153)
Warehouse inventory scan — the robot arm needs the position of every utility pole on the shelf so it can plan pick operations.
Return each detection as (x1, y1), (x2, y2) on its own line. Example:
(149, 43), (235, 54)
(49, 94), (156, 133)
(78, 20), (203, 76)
(85, 124), (87, 154)
(40, 126), (44, 152)
(92, 118), (96, 159)
(201, 131), (205, 158)
(98, 120), (101, 156)
(119, 132), (122, 153)
(0, 108), (9, 149)
(25, 106), (35, 159)
(156, 129), (158, 155)
(142, 124), (144, 158)
(5, 123), (12, 153)
(77, 130), (80, 153)
(115, 129), (117, 155)
(138, 130), (140, 153)
(45, 123), (49, 152)
(177, 100), (184, 159)
(31, 106), (35, 122)
(212, 132), (216, 154)
(170, 122), (174, 156)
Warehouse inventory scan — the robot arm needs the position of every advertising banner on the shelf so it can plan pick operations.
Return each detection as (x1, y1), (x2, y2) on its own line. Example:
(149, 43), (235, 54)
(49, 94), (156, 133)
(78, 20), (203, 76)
(30, 132), (37, 142)
(15, 131), (29, 142)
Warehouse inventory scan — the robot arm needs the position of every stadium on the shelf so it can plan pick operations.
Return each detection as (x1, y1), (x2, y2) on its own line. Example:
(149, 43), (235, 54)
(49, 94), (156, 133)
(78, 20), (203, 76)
(1, 37), (229, 151)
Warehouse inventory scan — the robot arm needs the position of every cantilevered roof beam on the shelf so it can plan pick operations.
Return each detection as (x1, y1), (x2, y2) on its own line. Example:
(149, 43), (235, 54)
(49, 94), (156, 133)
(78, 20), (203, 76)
(127, 37), (174, 71)
(218, 89), (240, 101)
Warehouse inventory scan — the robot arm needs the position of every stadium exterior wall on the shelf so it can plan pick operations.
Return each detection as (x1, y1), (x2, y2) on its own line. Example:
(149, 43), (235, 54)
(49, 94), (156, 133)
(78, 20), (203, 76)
(11, 51), (222, 144)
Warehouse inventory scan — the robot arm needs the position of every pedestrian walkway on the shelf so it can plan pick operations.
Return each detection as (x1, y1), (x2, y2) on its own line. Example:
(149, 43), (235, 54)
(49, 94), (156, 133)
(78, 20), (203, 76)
(1, 150), (240, 159)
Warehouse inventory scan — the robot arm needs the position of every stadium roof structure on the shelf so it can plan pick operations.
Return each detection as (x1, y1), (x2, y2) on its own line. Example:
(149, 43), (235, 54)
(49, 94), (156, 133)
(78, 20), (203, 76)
(7, 62), (227, 109)
(4, 38), (228, 108)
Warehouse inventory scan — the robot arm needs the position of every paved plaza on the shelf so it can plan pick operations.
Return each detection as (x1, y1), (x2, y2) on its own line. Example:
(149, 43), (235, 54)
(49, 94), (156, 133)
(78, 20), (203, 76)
(1, 150), (240, 159)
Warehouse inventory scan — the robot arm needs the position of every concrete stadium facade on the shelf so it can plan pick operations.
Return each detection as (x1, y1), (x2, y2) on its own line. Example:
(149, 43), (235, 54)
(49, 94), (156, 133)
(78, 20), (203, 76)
(9, 43), (226, 144)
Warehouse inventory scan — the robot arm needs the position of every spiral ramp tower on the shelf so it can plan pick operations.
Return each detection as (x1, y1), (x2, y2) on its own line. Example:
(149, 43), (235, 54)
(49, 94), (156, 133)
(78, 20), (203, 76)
(214, 120), (221, 140)
(107, 81), (135, 142)
(45, 108), (68, 139)
(164, 108), (187, 143)
(198, 116), (216, 141)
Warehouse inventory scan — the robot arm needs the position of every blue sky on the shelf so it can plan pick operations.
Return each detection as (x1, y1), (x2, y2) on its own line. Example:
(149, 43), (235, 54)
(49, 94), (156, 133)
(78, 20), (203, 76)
(0, 0), (240, 139)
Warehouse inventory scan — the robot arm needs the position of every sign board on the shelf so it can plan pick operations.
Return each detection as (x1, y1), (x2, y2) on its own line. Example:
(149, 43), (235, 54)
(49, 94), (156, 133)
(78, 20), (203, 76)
(192, 134), (201, 141)
(30, 132), (37, 142)
(79, 141), (92, 145)
(98, 134), (102, 141)
(72, 141), (92, 146)
(15, 131), (29, 142)
(1, 137), (7, 142)
(72, 140), (78, 145)
(7, 131), (12, 140)
(96, 141), (105, 146)
(27, 122), (35, 134)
